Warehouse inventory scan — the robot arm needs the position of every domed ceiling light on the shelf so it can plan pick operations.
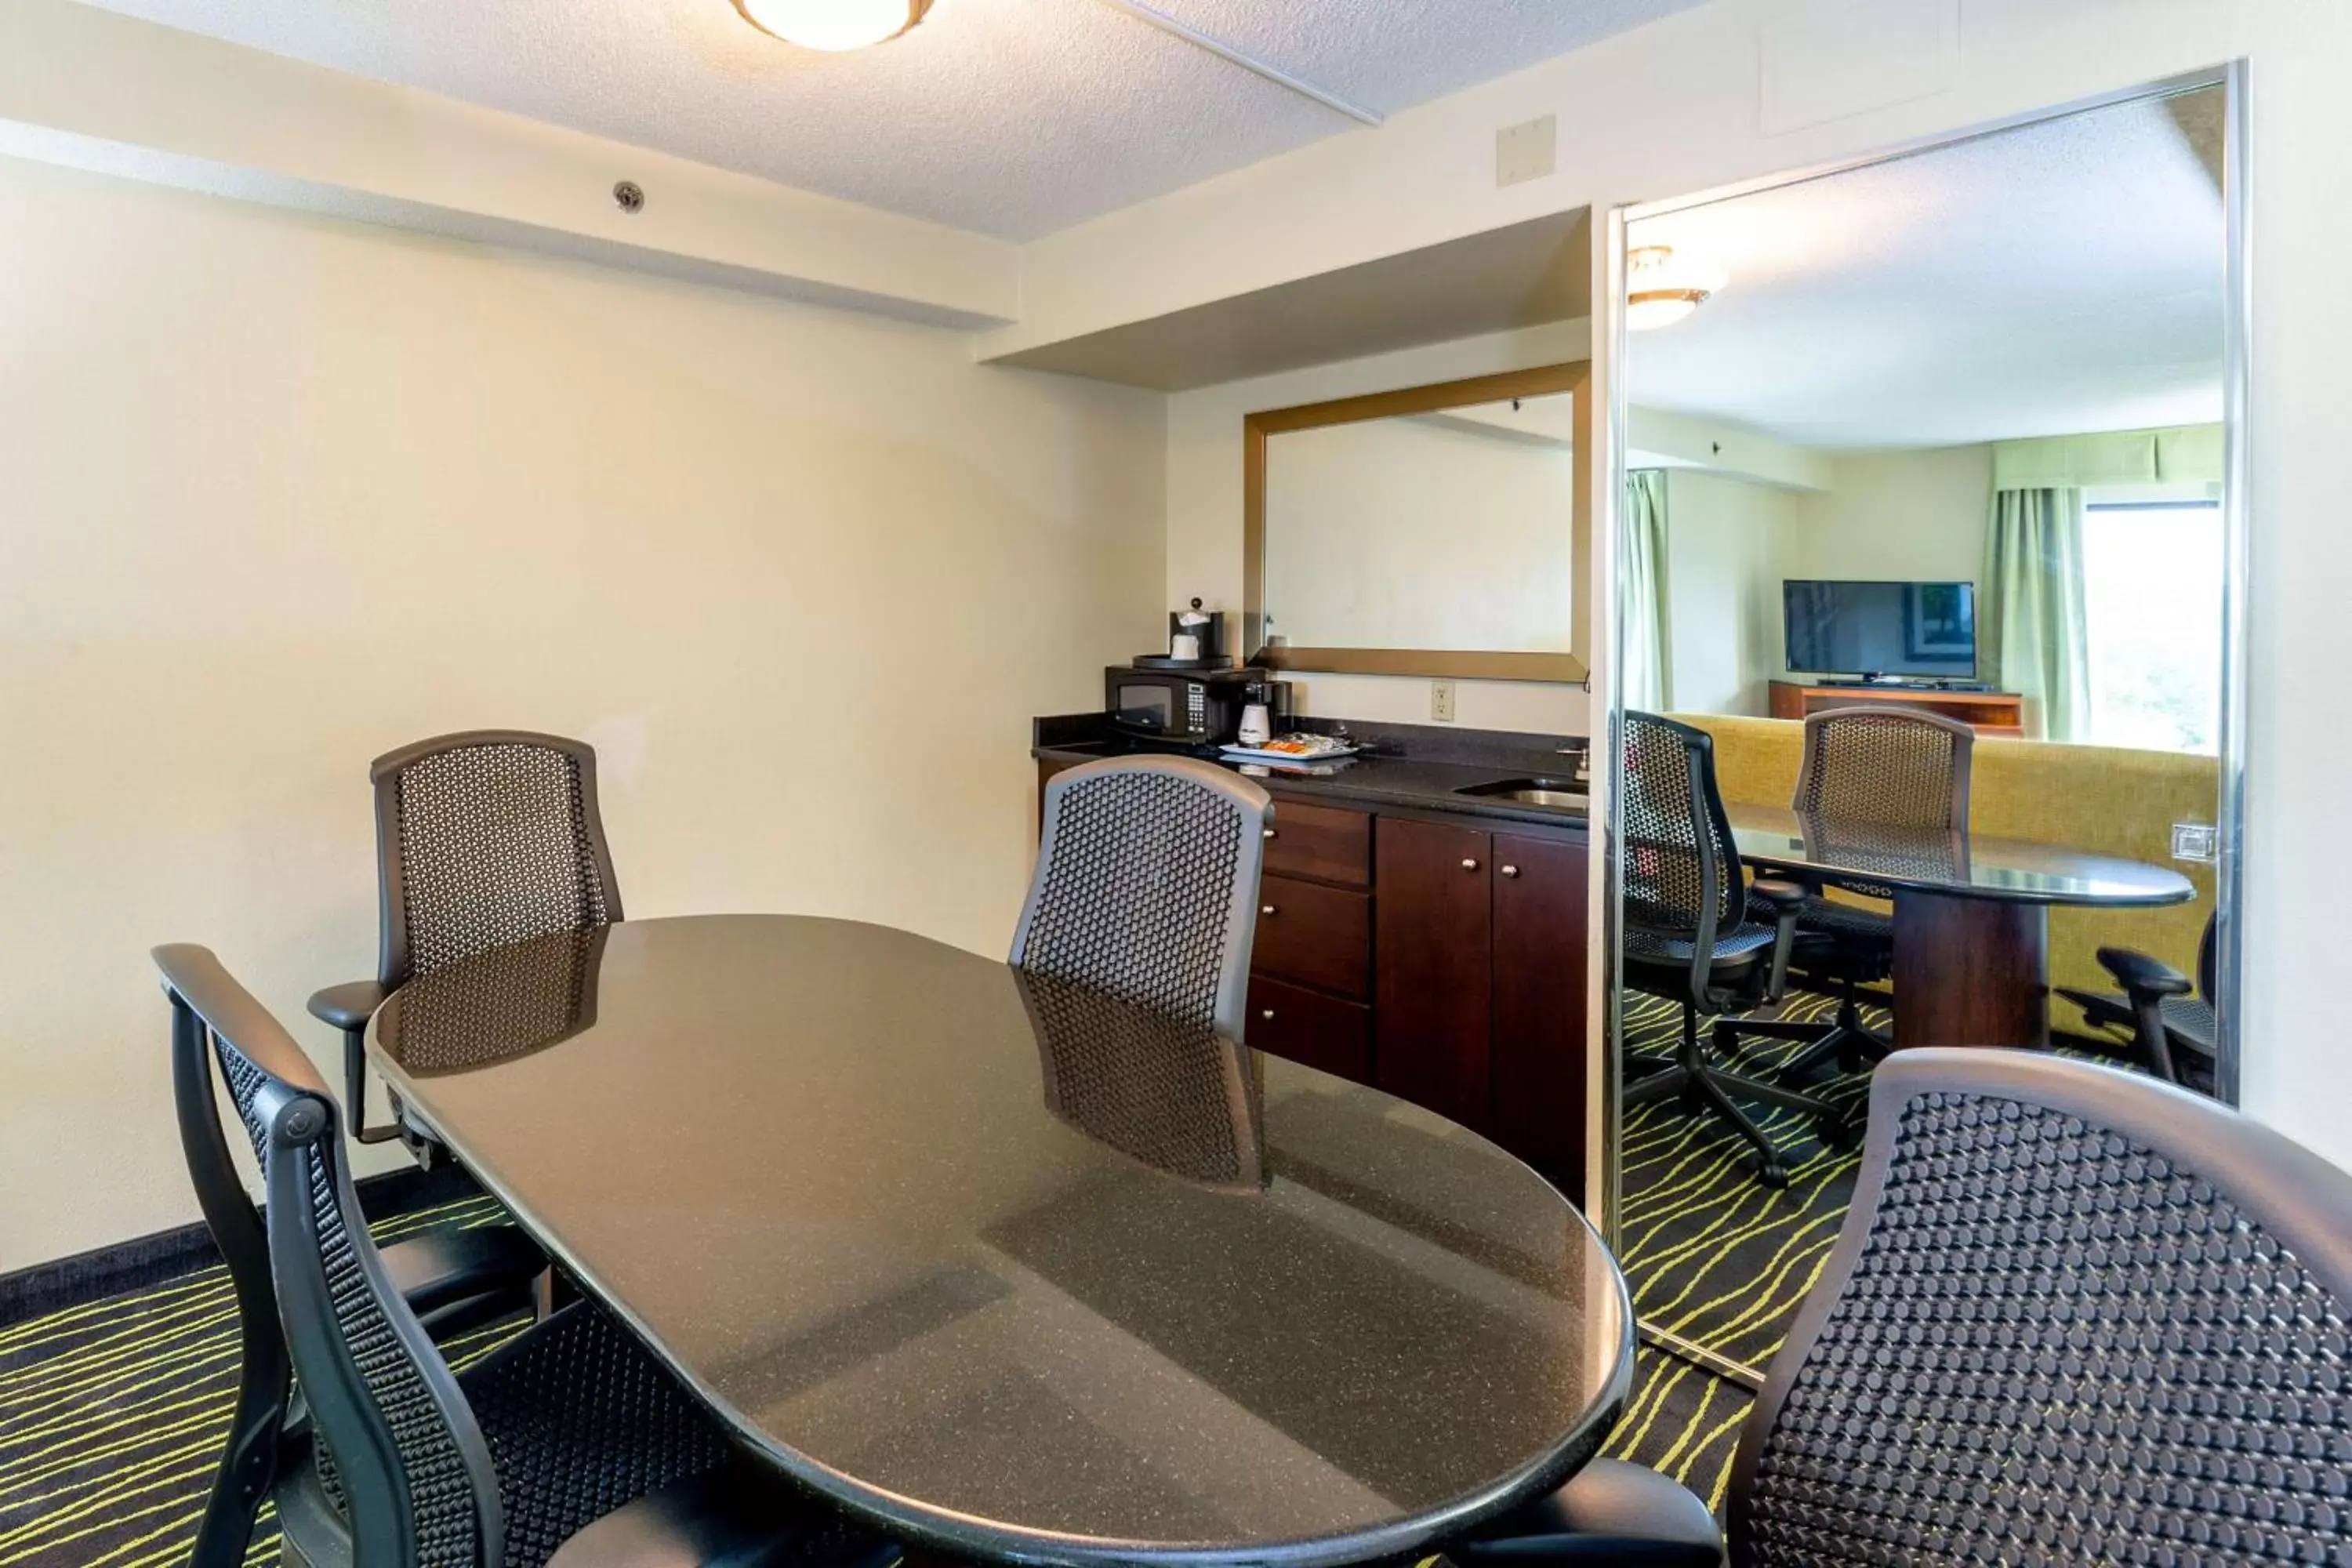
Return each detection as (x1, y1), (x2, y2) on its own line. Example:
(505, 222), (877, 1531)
(732, 0), (932, 50)
(1626, 244), (1726, 331)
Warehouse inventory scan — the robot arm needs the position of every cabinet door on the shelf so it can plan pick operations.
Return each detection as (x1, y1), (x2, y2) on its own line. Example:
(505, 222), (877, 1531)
(1247, 976), (1371, 1083)
(1490, 833), (1589, 1200)
(1374, 816), (1493, 1134)
(1250, 875), (1371, 997)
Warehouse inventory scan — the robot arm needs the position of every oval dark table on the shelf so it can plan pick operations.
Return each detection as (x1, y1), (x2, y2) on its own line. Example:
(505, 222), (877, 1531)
(368, 914), (1633, 1568)
(1724, 804), (2197, 1047)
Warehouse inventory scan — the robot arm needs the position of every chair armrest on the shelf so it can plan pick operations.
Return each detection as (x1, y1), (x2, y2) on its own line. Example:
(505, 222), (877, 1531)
(381, 1222), (546, 1319)
(546, 1458), (901, 1568)
(2096, 946), (2192, 999)
(307, 979), (388, 1033)
(1456, 1459), (1722, 1566)
(1751, 878), (1806, 1002)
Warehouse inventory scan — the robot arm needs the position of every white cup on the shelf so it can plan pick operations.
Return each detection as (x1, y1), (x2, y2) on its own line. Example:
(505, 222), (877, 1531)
(1237, 704), (1272, 747)
(1170, 633), (1201, 661)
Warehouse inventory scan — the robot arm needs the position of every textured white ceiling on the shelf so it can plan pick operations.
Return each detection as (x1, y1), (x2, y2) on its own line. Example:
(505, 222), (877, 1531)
(1626, 89), (2226, 451)
(76, 0), (1697, 239)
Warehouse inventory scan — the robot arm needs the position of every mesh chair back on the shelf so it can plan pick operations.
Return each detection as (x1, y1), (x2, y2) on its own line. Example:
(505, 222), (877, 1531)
(1010, 757), (1272, 1039)
(1790, 707), (1971, 902)
(157, 944), (502, 1568)
(1792, 706), (1972, 827)
(1621, 712), (1747, 951)
(372, 731), (621, 985)
(1729, 1048), (2352, 1568)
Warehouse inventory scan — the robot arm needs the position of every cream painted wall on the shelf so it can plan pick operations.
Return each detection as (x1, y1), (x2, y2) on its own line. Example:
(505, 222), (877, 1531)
(0, 156), (1165, 1269)
(1660, 470), (1797, 716)
(1658, 448), (1984, 715)
(1780, 446), (1993, 588)
(1168, 322), (1592, 737)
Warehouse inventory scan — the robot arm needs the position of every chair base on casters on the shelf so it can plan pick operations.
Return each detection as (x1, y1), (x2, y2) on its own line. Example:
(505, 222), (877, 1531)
(1626, 1003), (1842, 1189)
(1722, 981), (1889, 1084)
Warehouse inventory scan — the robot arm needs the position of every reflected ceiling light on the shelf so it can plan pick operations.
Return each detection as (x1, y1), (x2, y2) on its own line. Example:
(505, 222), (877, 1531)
(732, 0), (931, 50)
(1626, 245), (1725, 331)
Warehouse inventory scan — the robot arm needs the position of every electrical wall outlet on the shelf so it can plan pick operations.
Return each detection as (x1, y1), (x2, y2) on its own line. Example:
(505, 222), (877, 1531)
(2172, 822), (2219, 863)
(1431, 680), (1457, 724)
(1495, 115), (1557, 188)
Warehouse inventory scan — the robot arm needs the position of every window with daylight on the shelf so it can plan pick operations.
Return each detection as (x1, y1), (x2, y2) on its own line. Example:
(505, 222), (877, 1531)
(2080, 488), (2225, 754)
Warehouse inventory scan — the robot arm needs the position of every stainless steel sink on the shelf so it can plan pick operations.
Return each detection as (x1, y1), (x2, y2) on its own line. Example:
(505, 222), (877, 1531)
(1454, 777), (1588, 810)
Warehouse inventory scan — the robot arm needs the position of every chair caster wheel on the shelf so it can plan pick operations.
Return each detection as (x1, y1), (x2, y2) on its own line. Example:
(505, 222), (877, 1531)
(1755, 1160), (1792, 1189)
(1818, 1114), (1860, 1151)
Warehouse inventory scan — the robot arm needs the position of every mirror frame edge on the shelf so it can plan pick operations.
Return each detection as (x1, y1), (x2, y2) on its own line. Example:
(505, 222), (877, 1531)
(1243, 361), (1593, 682)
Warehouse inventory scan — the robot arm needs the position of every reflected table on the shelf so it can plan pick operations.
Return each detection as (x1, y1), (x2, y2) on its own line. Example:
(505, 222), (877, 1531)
(368, 915), (1632, 1568)
(1724, 804), (2195, 1047)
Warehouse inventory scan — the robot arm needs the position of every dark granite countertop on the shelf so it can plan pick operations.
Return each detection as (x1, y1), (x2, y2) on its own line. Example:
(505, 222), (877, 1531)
(1033, 713), (1592, 833)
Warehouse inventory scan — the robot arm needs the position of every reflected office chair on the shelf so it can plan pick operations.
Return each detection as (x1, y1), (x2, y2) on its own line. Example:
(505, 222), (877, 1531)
(2057, 910), (2219, 1091)
(161, 943), (898, 1568)
(1455, 1047), (2352, 1568)
(1619, 712), (1835, 1188)
(310, 730), (622, 1155)
(1738, 706), (1973, 1082)
(1011, 755), (1273, 1039)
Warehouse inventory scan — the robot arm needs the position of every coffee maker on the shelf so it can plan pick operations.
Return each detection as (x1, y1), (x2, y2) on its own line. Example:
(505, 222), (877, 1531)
(1134, 598), (1232, 670)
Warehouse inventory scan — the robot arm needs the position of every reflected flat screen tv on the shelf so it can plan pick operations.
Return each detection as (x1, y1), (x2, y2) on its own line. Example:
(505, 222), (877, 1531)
(1783, 579), (1976, 680)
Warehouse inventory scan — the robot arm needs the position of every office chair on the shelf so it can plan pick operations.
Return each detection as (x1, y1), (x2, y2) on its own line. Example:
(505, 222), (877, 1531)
(159, 943), (898, 1568)
(1011, 755), (1273, 1039)
(172, 954), (549, 1568)
(1736, 706), (1973, 1082)
(1619, 712), (1836, 1188)
(1455, 1047), (2352, 1568)
(2057, 910), (2218, 1091)
(310, 730), (622, 1155)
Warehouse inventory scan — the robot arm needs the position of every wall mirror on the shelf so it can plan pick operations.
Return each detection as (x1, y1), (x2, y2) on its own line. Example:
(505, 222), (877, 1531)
(1244, 363), (1590, 680)
(1599, 69), (2245, 1402)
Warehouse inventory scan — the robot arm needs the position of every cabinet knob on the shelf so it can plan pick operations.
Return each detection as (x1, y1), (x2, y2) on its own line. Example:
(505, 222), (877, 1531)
(1462, 858), (1480, 871)
(1262, 828), (1277, 840)
(1261, 904), (1277, 916)
(1501, 864), (1520, 878)
(1261, 1008), (1276, 1021)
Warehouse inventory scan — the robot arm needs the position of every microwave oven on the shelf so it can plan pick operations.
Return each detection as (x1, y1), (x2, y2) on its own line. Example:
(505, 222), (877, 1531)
(1105, 665), (1250, 745)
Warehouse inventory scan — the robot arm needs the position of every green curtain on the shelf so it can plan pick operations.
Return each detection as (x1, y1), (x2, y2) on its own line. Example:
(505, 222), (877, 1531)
(1621, 470), (1671, 711)
(1983, 487), (2090, 741)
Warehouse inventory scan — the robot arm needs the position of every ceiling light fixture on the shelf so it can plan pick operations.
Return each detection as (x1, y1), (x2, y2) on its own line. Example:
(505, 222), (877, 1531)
(732, 0), (931, 51)
(1626, 244), (1725, 331)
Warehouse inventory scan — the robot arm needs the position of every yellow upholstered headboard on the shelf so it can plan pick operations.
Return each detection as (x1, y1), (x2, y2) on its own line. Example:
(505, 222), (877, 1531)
(1669, 713), (2216, 1022)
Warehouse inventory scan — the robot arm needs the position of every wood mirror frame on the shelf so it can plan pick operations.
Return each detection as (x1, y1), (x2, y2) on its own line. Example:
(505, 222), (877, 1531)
(1243, 361), (1592, 682)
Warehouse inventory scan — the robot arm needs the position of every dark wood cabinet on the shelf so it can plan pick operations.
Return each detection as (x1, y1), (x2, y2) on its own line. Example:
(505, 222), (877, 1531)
(1374, 817), (1495, 1134)
(1490, 833), (1590, 1185)
(1033, 757), (1587, 1193)
(1246, 975), (1371, 1083)
(1252, 875), (1370, 998)
(1261, 799), (1371, 887)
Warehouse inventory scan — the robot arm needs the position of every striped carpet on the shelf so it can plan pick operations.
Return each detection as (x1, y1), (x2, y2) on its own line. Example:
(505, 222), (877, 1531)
(1595, 987), (1883, 1510)
(2, 1000), (1886, 1566)
(0, 1195), (525, 1568)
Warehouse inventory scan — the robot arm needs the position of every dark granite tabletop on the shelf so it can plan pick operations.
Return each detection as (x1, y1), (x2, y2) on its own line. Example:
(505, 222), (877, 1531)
(369, 916), (1632, 1567)
(1726, 802), (2195, 907)
(1033, 716), (1592, 833)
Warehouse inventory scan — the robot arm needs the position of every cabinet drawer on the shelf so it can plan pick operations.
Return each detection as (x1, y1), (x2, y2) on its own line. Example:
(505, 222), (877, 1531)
(1247, 977), (1370, 1083)
(1261, 800), (1370, 888)
(1250, 875), (1370, 998)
